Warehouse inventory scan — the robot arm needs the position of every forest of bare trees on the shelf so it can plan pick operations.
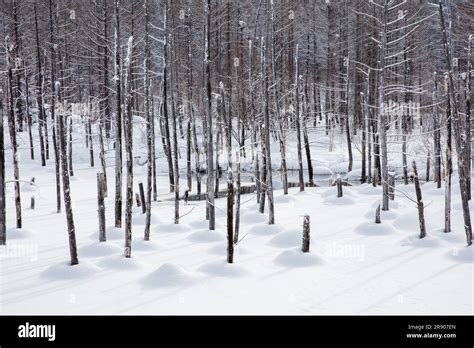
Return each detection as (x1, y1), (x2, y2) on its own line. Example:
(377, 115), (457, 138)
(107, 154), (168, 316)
(0, 0), (472, 266)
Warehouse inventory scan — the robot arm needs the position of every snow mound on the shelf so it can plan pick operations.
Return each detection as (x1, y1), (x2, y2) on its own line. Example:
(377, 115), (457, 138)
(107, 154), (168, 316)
(188, 220), (212, 230)
(90, 226), (123, 241)
(370, 199), (403, 210)
(274, 249), (322, 268)
(79, 242), (122, 258)
(248, 223), (283, 235)
(354, 221), (395, 235)
(268, 230), (302, 248)
(358, 184), (381, 195)
(188, 229), (225, 243)
(313, 166), (333, 175)
(345, 169), (362, 181)
(198, 260), (249, 278)
(400, 235), (444, 248)
(96, 255), (144, 271)
(207, 244), (249, 256)
(320, 186), (356, 198)
(158, 223), (192, 233)
(133, 211), (161, 226)
(241, 211), (266, 223)
(322, 195), (355, 205)
(392, 212), (420, 232)
(6, 228), (34, 240)
(132, 239), (164, 251)
(274, 194), (296, 203)
(142, 263), (199, 288)
(41, 261), (101, 281)
(21, 182), (37, 192)
(447, 246), (473, 264)
(364, 209), (398, 221)
(330, 162), (350, 174)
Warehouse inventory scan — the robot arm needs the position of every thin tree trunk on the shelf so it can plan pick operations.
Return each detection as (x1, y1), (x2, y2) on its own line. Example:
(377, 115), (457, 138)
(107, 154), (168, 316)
(0, 99), (6, 245)
(295, 44), (305, 192)
(144, 0), (152, 240)
(205, 0), (215, 230)
(412, 161), (426, 239)
(58, 103), (79, 265)
(97, 173), (106, 242)
(439, 1), (472, 245)
(114, 0), (123, 228)
(6, 39), (22, 229)
(33, 0), (46, 167)
(124, 36), (134, 258)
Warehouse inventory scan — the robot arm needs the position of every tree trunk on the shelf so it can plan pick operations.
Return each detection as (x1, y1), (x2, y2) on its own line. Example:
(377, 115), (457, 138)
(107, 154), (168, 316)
(97, 173), (106, 242)
(302, 215), (310, 252)
(123, 36), (134, 258)
(379, 1), (389, 211)
(0, 99), (6, 245)
(6, 39), (22, 229)
(144, 0), (152, 240)
(295, 44), (305, 192)
(205, 0), (215, 230)
(34, 1), (46, 167)
(58, 103), (79, 265)
(114, 0), (123, 228)
(439, 1), (472, 245)
(412, 161), (426, 239)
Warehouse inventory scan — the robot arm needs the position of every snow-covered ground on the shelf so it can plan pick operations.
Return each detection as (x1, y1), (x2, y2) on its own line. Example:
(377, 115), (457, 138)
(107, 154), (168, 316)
(0, 117), (472, 314)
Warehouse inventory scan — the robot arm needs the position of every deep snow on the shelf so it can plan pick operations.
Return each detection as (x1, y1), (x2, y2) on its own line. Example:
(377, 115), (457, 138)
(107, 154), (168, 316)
(0, 115), (472, 314)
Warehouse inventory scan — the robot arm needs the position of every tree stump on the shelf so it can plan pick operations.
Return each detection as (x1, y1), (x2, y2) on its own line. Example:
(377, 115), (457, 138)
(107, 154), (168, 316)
(302, 215), (310, 252)
(135, 193), (141, 208)
(412, 161), (426, 239)
(375, 204), (381, 224)
(336, 175), (343, 198)
(97, 173), (106, 242)
(139, 182), (146, 214)
(389, 173), (395, 200)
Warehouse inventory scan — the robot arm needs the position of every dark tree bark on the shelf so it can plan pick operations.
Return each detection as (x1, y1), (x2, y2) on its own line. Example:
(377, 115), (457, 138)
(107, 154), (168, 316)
(375, 204), (381, 224)
(302, 215), (310, 253)
(439, 1), (472, 245)
(123, 36), (134, 258)
(114, 0), (123, 229)
(33, 0), (46, 167)
(162, 5), (174, 193)
(412, 161), (426, 239)
(58, 104), (79, 265)
(97, 173), (106, 242)
(144, 0), (152, 240)
(295, 44), (305, 192)
(139, 182), (146, 215)
(205, 0), (215, 230)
